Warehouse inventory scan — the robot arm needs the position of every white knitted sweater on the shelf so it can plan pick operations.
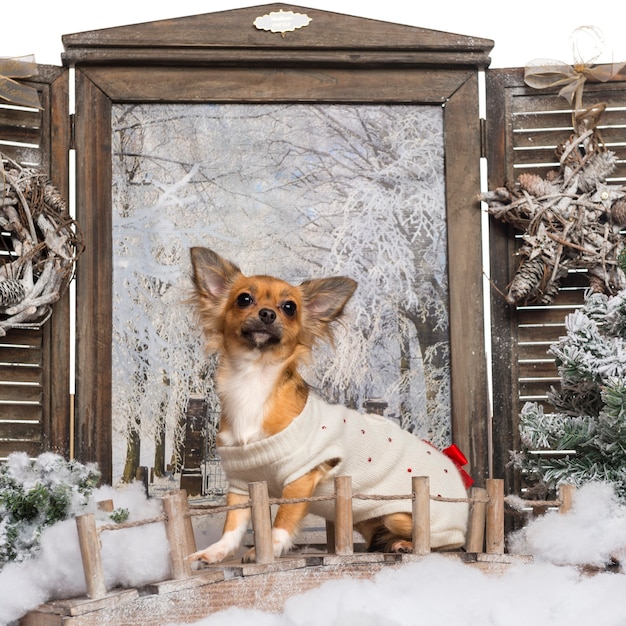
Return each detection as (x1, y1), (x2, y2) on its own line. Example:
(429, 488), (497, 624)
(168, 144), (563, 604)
(218, 394), (468, 549)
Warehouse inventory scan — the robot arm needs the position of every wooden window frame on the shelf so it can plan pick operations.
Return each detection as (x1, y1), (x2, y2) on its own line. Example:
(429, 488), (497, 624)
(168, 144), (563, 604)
(66, 5), (492, 484)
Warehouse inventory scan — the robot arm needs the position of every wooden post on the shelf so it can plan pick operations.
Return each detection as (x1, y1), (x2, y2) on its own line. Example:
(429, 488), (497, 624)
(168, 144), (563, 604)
(334, 476), (353, 556)
(486, 478), (505, 554)
(325, 520), (336, 554)
(162, 490), (193, 579)
(75, 513), (107, 599)
(465, 486), (487, 553)
(97, 499), (114, 513)
(249, 481), (274, 564)
(559, 484), (576, 514)
(412, 476), (430, 555)
(178, 488), (197, 554)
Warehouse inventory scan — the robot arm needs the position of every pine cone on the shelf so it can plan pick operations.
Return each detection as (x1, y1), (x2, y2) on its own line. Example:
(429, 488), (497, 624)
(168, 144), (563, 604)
(577, 151), (618, 193)
(611, 197), (626, 227)
(517, 173), (557, 197)
(0, 279), (26, 308)
(506, 256), (547, 305)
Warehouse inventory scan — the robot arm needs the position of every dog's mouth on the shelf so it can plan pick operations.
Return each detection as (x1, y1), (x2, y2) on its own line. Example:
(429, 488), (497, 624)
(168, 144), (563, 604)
(241, 321), (282, 349)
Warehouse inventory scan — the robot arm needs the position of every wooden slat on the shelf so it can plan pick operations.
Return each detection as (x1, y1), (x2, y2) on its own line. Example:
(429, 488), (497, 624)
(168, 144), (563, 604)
(0, 383), (42, 403)
(0, 144), (42, 166)
(0, 403), (42, 420)
(0, 418), (41, 439)
(0, 440), (42, 459)
(0, 365), (41, 384)
(0, 328), (43, 348)
(0, 344), (43, 365)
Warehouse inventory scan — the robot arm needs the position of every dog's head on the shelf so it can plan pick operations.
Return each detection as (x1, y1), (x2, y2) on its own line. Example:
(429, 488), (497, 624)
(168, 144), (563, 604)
(190, 247), (357, 362)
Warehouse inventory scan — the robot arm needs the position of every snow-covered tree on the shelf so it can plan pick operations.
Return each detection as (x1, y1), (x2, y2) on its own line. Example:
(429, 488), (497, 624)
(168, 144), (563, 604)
(513, 285), (626, 497)
(0, 453), (99, 568)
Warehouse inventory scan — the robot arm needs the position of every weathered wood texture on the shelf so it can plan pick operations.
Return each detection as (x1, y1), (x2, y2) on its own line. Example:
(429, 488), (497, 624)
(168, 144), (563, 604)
(0, 65), (71, 461)
(485, 67), (626, 497)
(67, 5), (492, 485)
(62, 3), (493, 68)
(21, 479), (535, 625)
(21, 552), (531, 626)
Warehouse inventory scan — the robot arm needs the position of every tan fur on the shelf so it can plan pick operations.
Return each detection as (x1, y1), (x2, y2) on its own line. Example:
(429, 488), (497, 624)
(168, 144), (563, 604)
(188, 247), (421, 563)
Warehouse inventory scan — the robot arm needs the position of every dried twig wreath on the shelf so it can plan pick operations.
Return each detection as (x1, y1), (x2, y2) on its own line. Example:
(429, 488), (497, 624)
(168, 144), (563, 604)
(0, 154), (83, 336)
(480, 103), (626, 306)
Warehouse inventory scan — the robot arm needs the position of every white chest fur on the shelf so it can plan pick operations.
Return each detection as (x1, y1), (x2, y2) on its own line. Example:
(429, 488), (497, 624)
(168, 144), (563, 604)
(217, 356), (283, 446)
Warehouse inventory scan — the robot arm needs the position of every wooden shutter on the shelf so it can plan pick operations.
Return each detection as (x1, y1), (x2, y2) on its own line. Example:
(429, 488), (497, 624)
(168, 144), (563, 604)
(0, 64), (71, 460)
(485, 67), (626, 493)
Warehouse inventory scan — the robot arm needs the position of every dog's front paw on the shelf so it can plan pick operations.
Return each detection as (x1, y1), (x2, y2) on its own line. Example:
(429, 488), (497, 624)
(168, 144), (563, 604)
(242, 547), (257, 563)
(241, 529), (294, 563)
(390, 540), (413, 554)
(189, 542), (231, 565)
(188, 544), (228, 564)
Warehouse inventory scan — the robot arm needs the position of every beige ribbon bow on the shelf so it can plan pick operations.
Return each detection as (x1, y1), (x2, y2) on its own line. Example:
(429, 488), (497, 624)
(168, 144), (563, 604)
(0, 55), (42, 109)
(524, 26), (624, 113)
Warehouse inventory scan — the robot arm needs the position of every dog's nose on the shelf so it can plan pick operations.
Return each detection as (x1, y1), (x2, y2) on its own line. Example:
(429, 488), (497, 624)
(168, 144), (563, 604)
(259, 308), (276, 325)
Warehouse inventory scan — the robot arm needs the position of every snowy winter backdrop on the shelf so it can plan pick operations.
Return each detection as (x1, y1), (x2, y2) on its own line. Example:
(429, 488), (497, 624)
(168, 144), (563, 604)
(110, 103), (449, 483)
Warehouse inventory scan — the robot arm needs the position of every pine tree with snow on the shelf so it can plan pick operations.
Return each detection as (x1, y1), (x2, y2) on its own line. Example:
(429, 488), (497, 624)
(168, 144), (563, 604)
(513, 285), (626, 498)
(0, 453), (100, 568)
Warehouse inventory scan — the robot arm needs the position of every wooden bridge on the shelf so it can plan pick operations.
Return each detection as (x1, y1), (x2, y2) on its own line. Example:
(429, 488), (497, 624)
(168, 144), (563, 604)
(22, 477), (574, 625)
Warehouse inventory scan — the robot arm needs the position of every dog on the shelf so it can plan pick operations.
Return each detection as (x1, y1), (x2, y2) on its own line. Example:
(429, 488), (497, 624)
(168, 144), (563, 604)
(188, 247), (469, 564)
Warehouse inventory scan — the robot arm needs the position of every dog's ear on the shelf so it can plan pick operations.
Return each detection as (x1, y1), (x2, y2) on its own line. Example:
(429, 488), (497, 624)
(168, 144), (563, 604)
(190, 247), (241, 301)
(300, 277), (357, 330)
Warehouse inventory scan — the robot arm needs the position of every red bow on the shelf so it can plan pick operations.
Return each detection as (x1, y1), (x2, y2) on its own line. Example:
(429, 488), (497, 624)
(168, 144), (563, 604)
(443, 444), (474, 489)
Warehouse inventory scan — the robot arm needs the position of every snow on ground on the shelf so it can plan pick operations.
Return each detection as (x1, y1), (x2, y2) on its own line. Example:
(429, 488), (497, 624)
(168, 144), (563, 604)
(2, 482), (626, 626)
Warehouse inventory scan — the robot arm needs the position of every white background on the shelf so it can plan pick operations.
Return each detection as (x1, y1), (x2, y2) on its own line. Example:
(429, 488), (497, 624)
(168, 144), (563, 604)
(2, 0), (626, 69)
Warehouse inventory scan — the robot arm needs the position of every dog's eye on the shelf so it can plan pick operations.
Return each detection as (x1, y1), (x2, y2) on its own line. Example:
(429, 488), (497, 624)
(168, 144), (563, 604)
(236, 293), (254, 308)
(282, 300), (297, 317)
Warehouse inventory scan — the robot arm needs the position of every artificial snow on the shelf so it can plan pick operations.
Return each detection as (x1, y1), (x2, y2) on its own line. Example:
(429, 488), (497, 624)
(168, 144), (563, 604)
(2, 481), (626, 625)
(0, 482), (169, 625)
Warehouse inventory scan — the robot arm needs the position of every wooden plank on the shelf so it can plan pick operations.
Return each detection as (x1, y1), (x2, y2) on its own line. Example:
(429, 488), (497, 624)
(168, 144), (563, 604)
(518, 362), (559, 378)
(0, 144), (42, 166)
(0, 403), (42, 420)
(0, 125), (41, 146)
(0, 383), (42, 403)
(444, 72), (489, 484)
(0, 328), (43, 347)
(41, 64), (72, 457)
(0, 365), (41, 384)
(0, 345), (42, 365)
(519, 380), (559, 399)
(486, 479), (505, 554)
(485, 69), (521, 497)
(517, 306), (582, 325)
(517, 325), (565, 342)
(0, 439), (42, 458)
(81, 66), (475, 105)
(0, 106), (41, 129)
(512, 124), (626, 149)
(0, 419), (41, 439)
(73, 70), (113, 481)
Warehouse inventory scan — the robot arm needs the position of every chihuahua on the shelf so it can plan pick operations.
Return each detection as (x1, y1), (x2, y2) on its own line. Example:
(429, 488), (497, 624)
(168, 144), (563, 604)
(188, 247), (469, 564)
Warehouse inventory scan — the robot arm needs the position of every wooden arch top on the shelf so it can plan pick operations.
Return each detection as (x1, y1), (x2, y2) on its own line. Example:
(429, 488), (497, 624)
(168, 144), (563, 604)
(61, 3), (493, 68)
